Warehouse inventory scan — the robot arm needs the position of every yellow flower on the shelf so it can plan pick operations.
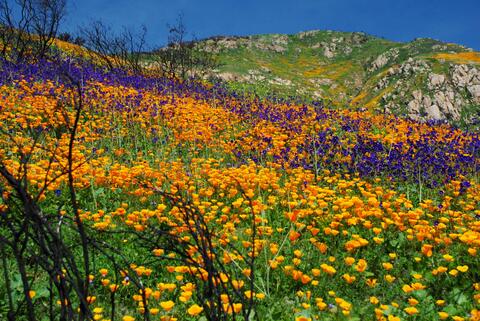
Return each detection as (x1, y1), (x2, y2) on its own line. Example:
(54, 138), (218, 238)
(160, 300), (175, 311)
(232, 303), (242, 313)
(404, 307), (418, 315)
(402, 284), (413, 293)
(123, 316), (135, 321)
(411, 282), (426, 290)
(369, 296), (379, 305)
(232, 280), (244, 289)
(457, 265), (468, 272)
(256, 293), (266, 300)
(408, 297), (419, 306)
(342, 273), (356, 284)
(384, 274), (396, 283)
(443, 254), (454, 262)
(344, 257), (355, 266)
(366, 278), (377, 288)
(320, 263), (336, 275)
(469, 309), (480, 320)
(437, 266), (448, 273)
(438, 311), (449, 320)
(316, 298), (327, 310)
(187, 304), (204, 316)
(449, 269), (459, 276)
(355, 259), (367, 272)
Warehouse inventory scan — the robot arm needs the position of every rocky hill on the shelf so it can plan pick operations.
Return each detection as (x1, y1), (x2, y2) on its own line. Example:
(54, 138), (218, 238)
(195, 30), (480, 127)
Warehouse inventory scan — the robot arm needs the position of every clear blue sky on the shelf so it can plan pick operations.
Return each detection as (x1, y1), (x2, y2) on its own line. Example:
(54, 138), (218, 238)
(63, 0), (479, 50)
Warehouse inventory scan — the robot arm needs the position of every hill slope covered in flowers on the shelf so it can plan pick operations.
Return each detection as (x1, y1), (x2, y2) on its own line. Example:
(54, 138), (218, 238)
(0, 55), (479, 321)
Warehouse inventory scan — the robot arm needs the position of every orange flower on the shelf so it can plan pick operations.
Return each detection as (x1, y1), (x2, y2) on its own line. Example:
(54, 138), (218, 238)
(342, 273), (356, 284)
(344, 257), (355, 266)
(355, 259), (367, 272)
(160, 300), (175, 311)
(295, 317), (311, 321)
(187, 304), (204, 316)
(421, 244), (433, 257)
(404, 307), (418, 315)
(289, 230), (301, 242)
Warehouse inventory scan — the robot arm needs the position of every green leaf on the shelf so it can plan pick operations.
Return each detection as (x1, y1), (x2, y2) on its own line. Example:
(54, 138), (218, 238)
(456, 293), (469, 305)
(444, 305), (458, 315)
(414, 289), (428, 300)
(93, 187), (105, 196)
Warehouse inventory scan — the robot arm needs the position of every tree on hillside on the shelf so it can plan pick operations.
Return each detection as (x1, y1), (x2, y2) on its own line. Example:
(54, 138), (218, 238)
(79, 20), (147, 73)
(0, 0), (66, 60)
(151, 13), (219, 81)
(31, 0), (66, 58)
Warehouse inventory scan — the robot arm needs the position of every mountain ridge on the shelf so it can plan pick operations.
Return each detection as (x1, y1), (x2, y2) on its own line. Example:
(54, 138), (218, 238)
(193, 30), (480, 127)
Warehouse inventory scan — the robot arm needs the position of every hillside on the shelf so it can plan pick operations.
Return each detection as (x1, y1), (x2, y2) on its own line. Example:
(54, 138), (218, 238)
(195, 30), (480, 126)
(1, 39), (480, 321)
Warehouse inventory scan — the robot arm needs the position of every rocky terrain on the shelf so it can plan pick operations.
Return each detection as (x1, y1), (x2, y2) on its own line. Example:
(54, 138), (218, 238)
(194, 30), (480, 127)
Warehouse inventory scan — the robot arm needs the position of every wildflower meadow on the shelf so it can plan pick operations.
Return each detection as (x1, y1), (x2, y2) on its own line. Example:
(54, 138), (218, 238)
(0, 44), (479, 321)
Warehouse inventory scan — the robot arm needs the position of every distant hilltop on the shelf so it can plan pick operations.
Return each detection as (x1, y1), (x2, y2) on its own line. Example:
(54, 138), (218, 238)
(191, 30), (480, 126)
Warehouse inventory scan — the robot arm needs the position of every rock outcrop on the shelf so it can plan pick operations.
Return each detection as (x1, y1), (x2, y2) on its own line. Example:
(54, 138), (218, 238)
(380, 61), (479, 123)
(369, 48), (399, 72)
(191, 30), (480, 126)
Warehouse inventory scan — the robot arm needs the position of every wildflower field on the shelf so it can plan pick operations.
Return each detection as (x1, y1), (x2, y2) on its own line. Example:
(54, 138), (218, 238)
(0, 54), (479, 321)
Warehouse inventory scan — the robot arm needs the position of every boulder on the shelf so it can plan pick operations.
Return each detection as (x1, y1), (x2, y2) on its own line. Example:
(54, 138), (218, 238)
(468, 84), (480, 101)
(428, 74), (445, 88)
(426, 104), (442, 119)
(324, 47), (335, 58)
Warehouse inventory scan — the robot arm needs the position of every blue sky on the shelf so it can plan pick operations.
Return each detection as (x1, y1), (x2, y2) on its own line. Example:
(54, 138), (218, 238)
(63, 0), (479, 50)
